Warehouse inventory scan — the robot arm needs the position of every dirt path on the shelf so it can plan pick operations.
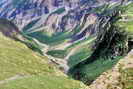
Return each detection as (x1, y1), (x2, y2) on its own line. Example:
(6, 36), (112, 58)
(0, 75), (27, 85)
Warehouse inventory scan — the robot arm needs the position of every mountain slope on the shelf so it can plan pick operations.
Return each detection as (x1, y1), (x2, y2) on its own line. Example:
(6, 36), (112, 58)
(89, 50), (133, 89)
(0, 0), (132, 88)
(68, 2), (133, 85)
(0, 33), (88, 89)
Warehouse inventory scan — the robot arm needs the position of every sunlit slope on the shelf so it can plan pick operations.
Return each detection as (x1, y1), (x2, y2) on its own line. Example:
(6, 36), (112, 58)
(117, 3), (133, 34)
(0, 33), (53, 80)
(0, 33), (88, 89)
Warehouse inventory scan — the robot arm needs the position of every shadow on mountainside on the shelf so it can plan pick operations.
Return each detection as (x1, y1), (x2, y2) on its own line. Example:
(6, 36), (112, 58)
(68, 4), (133, 85)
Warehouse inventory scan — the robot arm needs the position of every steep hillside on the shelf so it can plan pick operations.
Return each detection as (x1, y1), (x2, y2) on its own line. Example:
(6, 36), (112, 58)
(68, 2), (133, 85)
(89, 50), (133, 89)
(0, 0), (133, 88)
(0, 0), (122, 43)
(1, 1), (131, 67)
(0, 33), (88, 89)
(0, 0), (105, 30)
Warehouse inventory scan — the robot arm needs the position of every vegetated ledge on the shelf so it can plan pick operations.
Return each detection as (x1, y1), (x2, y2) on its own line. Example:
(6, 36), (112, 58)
(68, 3), (133, 85)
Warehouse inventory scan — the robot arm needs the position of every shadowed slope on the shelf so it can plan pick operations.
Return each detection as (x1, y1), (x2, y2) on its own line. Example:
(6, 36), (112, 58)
(0, 18), (19, 39)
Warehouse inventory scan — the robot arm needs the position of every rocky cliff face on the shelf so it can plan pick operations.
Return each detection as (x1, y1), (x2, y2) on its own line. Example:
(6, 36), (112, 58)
(0, 0), (121, 40)
(0, 0), (96, 28)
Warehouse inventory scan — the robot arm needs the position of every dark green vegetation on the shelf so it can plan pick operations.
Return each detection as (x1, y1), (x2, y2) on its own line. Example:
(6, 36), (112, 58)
(47, 50), (67, 58)
(67, 43), (93, 68)
(24, 31), (72, 46)
(68, 47), (91, 68)
(19, 33), (44, 55)
(69, 3), (133, 85)
(69, 57), (122, 85)
(52, 7), (66, 14)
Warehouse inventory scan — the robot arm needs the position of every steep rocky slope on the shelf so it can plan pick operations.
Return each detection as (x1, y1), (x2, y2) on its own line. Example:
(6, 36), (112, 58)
(89, 50), (133, 89)
(68, 2), (133, 85)
(0, 0), (122, 40)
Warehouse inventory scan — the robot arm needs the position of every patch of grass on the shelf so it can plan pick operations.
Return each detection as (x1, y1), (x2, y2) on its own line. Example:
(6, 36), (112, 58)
(0, 75), (86, 89)
(66, 36), (95, 50)
(0, 33), (88, 89)
(68, 45), (93, 68)
(26, 31), (72, 46)
(52, 7), (65, 14)
(69, 56), (122, 85)
(0, 33), (54, 81)
(118, 21), (133, 34)
(46, 36), (95, 60)
(117, 3), (133, 34)
(47, 50), (67, 58)
(23, 18), (40, 33)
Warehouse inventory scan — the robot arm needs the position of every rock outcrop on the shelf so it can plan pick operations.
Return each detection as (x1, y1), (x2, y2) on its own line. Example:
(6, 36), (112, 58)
(89, 50), (133, 89)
